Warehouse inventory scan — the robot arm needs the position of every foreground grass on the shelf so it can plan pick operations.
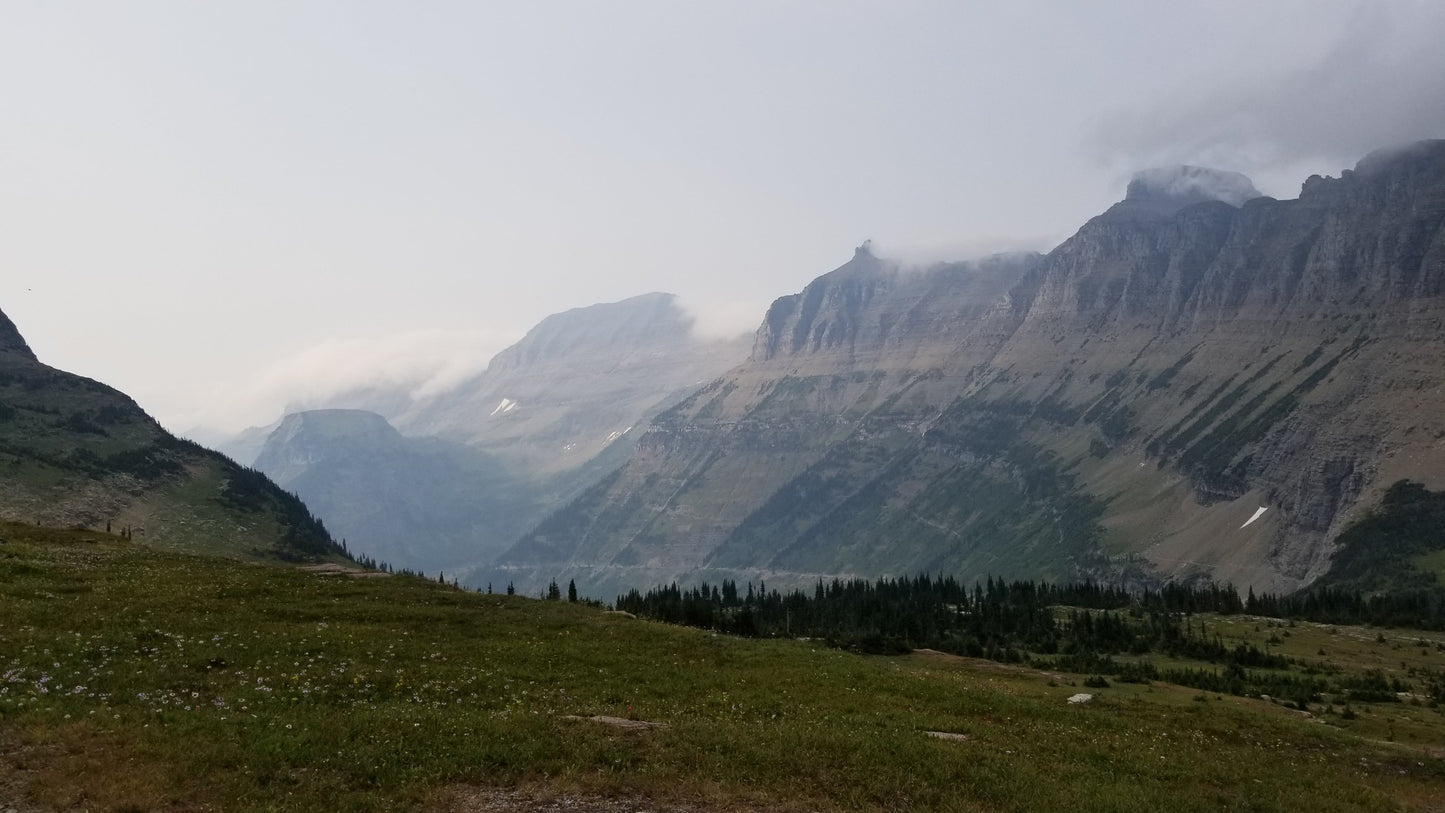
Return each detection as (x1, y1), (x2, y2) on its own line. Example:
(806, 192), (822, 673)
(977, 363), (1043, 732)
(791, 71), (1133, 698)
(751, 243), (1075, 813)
(2, 523), (1444, 811)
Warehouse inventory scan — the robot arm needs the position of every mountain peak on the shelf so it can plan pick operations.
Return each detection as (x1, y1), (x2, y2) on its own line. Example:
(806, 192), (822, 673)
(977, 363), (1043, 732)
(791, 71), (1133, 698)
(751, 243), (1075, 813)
(486, 292), (693, 375)
(0, 307), (38, 362)
(1125, 165), (1262, 210)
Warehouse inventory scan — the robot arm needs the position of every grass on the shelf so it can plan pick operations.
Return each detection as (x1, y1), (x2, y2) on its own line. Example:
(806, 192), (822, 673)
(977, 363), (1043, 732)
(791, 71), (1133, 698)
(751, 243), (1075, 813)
(3, 522), (1445, 811)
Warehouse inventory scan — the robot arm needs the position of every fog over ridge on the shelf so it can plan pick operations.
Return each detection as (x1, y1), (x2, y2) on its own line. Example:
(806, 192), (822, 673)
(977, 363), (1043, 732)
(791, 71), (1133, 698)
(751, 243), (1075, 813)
(1090, 4), (1445, 195)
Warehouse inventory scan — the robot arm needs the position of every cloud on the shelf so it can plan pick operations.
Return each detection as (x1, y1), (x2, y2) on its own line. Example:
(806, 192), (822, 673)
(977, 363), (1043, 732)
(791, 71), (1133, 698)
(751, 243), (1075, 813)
(675, 296), (767, 341)
(1090, 6), (1445, 193)
(865, 235), (1055, 272)
(1127, 166), (1262, 207)
(186, 327), (513, 432)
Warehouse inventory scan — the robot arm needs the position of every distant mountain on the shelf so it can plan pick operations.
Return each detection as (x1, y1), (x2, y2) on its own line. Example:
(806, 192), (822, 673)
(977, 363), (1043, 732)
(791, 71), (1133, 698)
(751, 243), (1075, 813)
(504, 141), (1445, 597)
(0, 307), (343, 561)
(249, 293), (749, 576)
(253, 409), (519, 571)
(396, 292), (748, 474)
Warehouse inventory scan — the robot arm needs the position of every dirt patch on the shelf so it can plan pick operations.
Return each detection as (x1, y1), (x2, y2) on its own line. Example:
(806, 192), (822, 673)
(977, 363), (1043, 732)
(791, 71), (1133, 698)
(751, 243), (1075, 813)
(432, 785), (721, 812)
(560, 715), (667, 731)
(430, 783), (818, 813)
(910, 649), (1067, 682)
(299, 563), (390, 578)
(0, 723), (206, 812)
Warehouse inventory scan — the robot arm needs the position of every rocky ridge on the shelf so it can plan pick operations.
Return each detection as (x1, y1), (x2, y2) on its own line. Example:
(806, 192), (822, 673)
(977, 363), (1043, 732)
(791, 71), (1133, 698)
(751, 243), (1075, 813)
(501, 141), (1445, 597)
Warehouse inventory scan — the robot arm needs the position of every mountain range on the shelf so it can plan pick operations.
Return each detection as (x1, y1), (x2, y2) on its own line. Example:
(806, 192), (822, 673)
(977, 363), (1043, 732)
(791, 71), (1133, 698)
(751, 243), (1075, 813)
(35, 139), (1442, 600)
(237, 293), (749, 576)
(494, 141), (1445, 597)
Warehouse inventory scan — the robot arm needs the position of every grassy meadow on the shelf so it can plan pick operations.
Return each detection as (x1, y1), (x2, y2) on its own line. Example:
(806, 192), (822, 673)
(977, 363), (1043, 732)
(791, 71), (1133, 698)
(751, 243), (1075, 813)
(2, 521), (1445, 811)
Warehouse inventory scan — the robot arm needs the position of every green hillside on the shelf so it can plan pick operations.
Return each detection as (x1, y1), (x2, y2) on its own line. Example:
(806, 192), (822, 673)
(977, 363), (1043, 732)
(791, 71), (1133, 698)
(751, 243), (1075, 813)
(3, 522), (1443, 811)
(0, 307), (342, 562)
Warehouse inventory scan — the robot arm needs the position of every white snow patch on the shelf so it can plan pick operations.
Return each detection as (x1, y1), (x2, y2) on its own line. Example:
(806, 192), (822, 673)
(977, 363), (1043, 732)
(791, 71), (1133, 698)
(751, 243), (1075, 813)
(489, 398), (518, 417)
(1240, 506), (1268, 529)
(1067, 693), (1093, 705)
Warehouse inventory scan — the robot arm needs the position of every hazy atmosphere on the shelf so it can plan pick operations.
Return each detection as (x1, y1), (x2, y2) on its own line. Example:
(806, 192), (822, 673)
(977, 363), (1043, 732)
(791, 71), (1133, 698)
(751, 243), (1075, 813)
(3, 0), (1443, 434)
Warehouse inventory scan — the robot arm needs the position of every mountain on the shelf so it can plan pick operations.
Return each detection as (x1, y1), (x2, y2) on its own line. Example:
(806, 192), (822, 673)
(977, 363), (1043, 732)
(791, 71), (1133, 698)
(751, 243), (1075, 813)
(503, 141), (1445, 598)
(396, 292), (748, 474)
(0, 308), (342, 561)
(249, 293), (749, 576)
(253, 409), (519, 571)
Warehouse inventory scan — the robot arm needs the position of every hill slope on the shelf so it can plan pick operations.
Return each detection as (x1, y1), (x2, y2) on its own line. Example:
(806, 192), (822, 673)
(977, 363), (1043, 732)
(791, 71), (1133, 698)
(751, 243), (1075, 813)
(2, 523), (1442, 811)
(0, 307), (341, 561)
(506, 142), (1445, 596)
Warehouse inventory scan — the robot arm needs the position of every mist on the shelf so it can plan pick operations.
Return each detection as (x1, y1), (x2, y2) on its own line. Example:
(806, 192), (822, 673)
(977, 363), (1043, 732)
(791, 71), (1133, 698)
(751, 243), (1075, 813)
(180, 328), (512, 435)
(676, 297), (767, 343)
(1091, 5), (1445, 196)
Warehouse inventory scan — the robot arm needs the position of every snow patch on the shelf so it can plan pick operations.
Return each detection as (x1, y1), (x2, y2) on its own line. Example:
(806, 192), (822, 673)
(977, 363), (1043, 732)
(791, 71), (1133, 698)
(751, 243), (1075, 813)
(1240, 506), (1268, 529)
(489, 398), (518, 417)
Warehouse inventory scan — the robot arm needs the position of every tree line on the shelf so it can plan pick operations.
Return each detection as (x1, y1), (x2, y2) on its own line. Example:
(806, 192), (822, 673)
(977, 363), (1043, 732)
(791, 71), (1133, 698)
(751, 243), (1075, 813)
(614, 574), (1439, 707)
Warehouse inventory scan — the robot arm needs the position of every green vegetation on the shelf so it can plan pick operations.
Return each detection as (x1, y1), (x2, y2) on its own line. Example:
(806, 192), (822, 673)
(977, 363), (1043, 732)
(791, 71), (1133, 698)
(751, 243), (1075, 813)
(616, 574), (1445, 710)
(0, 350), (342, 563)
(4, 523), (1445, 811)
(1308, 480), (1445, 600)
(3, 523), (1443, 810)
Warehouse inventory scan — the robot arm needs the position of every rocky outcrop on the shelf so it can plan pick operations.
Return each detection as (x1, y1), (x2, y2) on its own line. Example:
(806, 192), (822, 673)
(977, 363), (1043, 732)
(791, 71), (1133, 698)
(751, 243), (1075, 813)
(501, 141), (1445, 597)
(0, 307), (37, 361)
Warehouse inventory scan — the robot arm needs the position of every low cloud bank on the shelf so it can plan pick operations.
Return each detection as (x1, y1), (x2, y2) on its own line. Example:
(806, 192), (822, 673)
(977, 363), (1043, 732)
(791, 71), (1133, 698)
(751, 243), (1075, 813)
(1091, 7), (1445, 195)
(184, 327), (513, 434)
(675, 297), (767, 342)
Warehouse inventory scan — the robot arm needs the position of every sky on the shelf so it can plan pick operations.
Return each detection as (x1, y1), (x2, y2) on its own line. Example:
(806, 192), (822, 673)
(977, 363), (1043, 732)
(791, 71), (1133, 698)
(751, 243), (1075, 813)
(2, 1), (1443, 435)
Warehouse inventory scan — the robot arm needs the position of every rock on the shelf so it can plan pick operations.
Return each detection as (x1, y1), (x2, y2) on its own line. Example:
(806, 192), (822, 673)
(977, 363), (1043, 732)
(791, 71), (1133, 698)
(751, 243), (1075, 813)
(925, 731), (971, 741)
(1067, 693), (1094, 705)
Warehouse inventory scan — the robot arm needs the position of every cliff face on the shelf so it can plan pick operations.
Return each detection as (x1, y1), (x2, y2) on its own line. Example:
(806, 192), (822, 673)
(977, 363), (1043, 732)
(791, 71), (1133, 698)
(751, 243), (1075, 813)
(501, 142), (1445, 597)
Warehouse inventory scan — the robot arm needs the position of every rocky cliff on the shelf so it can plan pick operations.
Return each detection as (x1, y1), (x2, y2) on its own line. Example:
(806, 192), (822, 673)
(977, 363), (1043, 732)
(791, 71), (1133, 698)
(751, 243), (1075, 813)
(503, 142), (1445, 597)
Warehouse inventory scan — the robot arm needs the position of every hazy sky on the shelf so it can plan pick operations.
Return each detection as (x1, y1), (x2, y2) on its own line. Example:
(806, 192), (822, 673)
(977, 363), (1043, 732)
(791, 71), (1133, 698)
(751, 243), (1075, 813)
(2, 1), (1443, 434)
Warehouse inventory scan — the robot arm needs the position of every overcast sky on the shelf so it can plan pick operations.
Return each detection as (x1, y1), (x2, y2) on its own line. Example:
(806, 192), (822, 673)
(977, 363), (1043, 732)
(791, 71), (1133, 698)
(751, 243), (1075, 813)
(2, 1), (1443, 434)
